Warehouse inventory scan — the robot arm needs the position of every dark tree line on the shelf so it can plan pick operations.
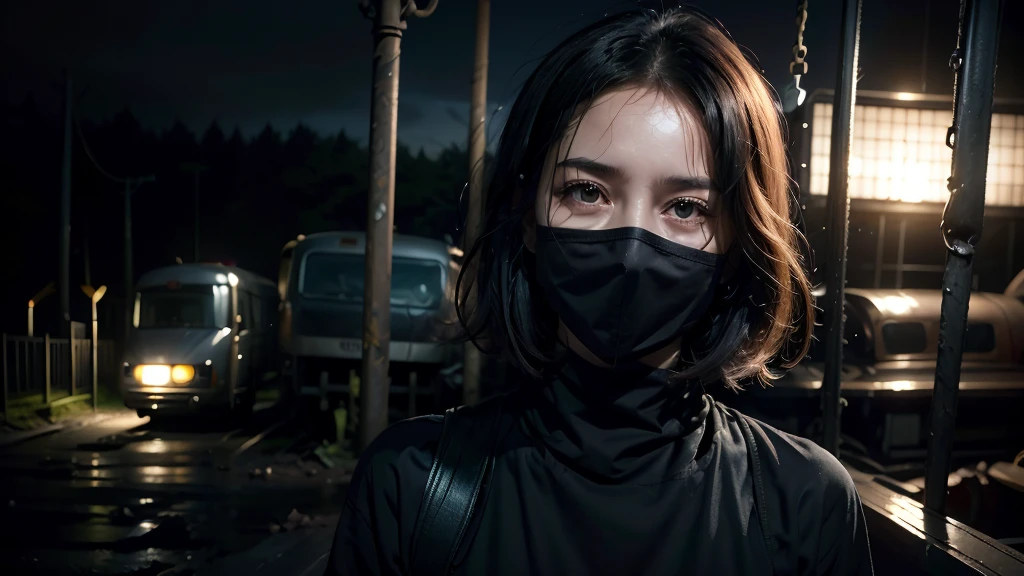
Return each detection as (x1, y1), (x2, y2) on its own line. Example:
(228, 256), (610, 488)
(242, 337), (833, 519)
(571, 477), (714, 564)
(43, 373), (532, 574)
(0, 97), (474, 337)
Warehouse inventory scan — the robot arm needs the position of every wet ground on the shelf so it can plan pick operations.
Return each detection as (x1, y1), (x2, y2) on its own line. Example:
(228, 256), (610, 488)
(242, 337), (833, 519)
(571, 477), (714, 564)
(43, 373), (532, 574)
(0, 398), (353, 575)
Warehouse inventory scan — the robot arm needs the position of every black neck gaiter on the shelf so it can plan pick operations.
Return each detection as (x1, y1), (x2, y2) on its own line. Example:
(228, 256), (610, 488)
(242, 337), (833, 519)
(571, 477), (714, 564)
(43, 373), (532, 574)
(521, 348), (710, 485)
(534, 225), (726, 365)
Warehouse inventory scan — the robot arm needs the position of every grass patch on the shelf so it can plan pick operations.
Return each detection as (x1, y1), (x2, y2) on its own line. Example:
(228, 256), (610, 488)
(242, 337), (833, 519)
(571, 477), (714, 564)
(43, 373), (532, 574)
(256, 387), (281, 404)
(2, 384), (125, 430)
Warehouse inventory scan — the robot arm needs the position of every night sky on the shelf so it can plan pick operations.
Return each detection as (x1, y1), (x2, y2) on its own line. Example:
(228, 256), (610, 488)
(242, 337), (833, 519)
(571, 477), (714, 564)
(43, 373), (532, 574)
(4, 0), (1022, 157)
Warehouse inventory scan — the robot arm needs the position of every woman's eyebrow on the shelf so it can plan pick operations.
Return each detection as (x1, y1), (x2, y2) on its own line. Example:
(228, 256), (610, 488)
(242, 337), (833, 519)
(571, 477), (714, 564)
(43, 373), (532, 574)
(656, 175), (716, 193)
(556, 158), (716, 193)
(554, 157), (624, 180)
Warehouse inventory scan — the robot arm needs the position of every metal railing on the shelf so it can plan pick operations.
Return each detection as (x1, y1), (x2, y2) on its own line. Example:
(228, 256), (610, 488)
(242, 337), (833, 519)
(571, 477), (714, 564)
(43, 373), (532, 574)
(1, 334), (120, 416)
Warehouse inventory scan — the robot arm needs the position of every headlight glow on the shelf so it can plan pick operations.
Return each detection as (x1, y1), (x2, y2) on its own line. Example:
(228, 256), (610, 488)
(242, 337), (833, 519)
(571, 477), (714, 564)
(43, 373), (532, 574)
(136, 365), (171, 386)
(133, 364), (195, 386)
(171, 365), (195, 384)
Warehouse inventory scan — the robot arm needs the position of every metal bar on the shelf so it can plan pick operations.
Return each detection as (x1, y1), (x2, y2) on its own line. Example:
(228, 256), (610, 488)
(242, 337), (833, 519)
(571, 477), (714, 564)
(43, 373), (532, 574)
(2, 334), (7, 416)
(796, 105), (813, 205)
(924, 0), (1002, 516)
(874, 213), (886, 288)
(124, 179), (133, 349)
(921, 0), (931, 93)
(44, 334), (51, 404)
(84, 214), (91, 288)
(462, 0), (490, 407)
(69, 335), (76, 397)
(59, 70), (72, 339)
(849, 466), (1024, 575)
(14, 340), (21, 396)
(194, 171), (200, 262)
(92, 301), (98, 412)
(1006, 221), (1015, 285)
(896, 218), (907, 288)
(360, 0), (401, 452)
(820, 0), (863, 458)
(355, 0), (436, 452)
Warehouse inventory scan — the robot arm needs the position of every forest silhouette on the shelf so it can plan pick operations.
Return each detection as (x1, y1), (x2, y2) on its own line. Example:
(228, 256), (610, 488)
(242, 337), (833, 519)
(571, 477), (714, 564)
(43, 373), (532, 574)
(0, 97), (475, 338)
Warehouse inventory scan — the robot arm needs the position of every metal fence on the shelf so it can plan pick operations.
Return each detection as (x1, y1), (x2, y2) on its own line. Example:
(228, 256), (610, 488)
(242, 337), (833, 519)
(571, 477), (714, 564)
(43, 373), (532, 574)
(1, 334), (120, 414)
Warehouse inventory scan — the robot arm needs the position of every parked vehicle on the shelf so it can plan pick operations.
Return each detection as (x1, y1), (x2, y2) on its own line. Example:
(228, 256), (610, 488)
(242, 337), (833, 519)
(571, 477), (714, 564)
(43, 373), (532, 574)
(278, 231), (462, 425)
(1006, 268), (1024, 305)
(722, 288), (1024, 468)
(122, 263), (279, 419)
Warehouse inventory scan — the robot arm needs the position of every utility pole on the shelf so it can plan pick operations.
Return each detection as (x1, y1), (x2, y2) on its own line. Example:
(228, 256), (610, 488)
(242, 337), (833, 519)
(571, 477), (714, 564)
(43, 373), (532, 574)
(60, 70), (73, 339)
(122, 176), (156, 344)
(356, 0), (438, 454)
(83, 214), (91, 288)
(462, 0), (489, 406)
(181, 162), (208, 263)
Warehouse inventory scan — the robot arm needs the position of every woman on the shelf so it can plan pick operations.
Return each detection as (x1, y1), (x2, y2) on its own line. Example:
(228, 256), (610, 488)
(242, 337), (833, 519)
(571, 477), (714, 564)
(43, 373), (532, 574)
(327, 7), (872, 575)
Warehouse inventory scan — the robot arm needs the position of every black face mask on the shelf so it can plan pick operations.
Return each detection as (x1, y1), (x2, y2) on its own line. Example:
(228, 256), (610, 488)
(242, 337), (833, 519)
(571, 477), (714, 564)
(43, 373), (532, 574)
(534, 225), (726, 365)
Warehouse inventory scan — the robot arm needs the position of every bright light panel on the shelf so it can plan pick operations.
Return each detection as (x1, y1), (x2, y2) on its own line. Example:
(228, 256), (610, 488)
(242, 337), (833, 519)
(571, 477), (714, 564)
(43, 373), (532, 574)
(810, 102), (1024, 206)
(138, 365), (171, 386)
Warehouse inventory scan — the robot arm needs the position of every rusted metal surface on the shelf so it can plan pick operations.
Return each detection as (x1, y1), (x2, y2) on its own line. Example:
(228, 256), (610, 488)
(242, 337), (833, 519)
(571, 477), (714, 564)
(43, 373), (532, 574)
(357, 0), (437, 453)
(820, 0), (862, 458)
(849, 466), (1024, 575)
(462, 0), (489, 406)
(926, 0), (1002, 516)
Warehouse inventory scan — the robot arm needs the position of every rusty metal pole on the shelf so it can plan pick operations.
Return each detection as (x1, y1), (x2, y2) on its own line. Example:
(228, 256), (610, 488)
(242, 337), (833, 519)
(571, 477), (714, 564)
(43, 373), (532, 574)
(924, 0), (1001, 515)
(60, 70), (73, 339)
(462, 0), (490, 407)
(820, 0), (862, 458)
(2, 333), (8, 418)
(357, 0), (438, 453)
(124, 179), (134, 346)
(92, 297), (98, 411)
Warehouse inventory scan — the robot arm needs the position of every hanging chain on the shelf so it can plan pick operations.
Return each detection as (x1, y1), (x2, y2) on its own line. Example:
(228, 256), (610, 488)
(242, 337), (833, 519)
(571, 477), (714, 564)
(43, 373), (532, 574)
(946, 0), (968, 150)
(789, 1), (810, 76)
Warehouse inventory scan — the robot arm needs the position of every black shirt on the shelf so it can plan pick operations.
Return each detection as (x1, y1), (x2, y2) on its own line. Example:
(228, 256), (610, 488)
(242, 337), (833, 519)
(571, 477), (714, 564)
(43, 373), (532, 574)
(326, 351), (873, 575)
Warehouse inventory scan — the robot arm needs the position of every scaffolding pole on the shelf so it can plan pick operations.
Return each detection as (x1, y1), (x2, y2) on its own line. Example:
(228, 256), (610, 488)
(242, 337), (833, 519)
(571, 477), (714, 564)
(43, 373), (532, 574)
(924, 0), (1001, 516)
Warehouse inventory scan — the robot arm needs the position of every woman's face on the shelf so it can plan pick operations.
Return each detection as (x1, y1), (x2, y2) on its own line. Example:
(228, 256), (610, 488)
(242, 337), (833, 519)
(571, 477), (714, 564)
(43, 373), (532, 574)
(533, 88), (733, 253)
(528, 88), (735, 368)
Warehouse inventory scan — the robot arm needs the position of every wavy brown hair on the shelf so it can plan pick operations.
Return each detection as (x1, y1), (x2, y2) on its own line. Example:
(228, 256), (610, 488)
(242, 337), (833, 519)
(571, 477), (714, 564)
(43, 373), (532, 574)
(455, 6), (814, 389)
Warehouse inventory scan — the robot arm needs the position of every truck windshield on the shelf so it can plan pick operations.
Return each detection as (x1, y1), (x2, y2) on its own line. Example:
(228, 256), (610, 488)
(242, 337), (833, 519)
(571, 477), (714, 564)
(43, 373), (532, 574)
(136, 284), (230, 329)
(301, 253), (445, 309)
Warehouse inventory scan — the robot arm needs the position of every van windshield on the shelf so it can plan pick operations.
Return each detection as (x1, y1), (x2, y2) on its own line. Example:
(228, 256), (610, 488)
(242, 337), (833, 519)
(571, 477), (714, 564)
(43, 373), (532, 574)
(301, 253), (445, 309)
(136, 285), (231, 329)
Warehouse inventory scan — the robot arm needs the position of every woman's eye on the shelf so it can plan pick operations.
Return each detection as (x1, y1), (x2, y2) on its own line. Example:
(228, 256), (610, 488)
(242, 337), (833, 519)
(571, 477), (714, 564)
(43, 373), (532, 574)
(671, 198), (712, 218)
(672, 200), (698, 219)
(569, 184), (602, 204)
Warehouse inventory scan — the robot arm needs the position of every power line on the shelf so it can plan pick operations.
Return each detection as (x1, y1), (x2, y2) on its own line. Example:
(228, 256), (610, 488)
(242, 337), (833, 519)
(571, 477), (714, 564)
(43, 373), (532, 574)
(72, 109), (128, 184)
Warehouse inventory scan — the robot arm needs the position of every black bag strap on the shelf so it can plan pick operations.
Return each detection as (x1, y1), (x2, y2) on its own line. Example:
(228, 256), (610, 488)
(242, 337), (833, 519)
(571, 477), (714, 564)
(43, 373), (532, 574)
(410, 395), (507, 575)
